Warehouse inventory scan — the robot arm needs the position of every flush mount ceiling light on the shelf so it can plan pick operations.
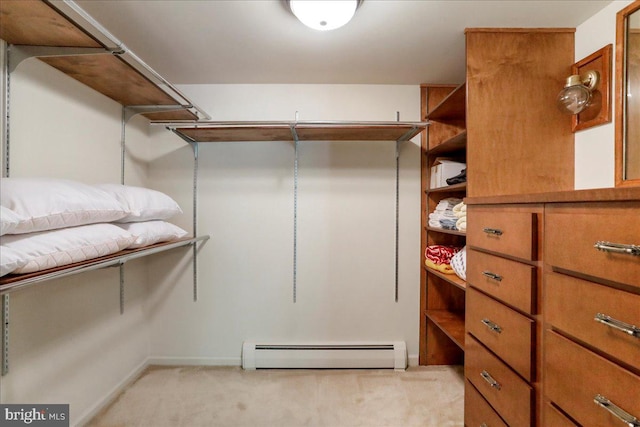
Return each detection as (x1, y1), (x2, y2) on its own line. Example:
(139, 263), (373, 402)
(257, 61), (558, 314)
(288, 0), (361, 31)
(556, 70), (600, 115)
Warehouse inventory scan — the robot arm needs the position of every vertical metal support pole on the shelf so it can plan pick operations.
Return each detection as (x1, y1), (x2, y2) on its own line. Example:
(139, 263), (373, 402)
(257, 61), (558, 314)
(2, 295), (9, 376)
(119, 107), (126, 313)
(192, 142), (199, 302)
(395, 140), (400, 302)
(293, 138), (299, 303)
(3, 44), (11, 178)
(119, 264), (125, 315)
(121, 107), (126, 185)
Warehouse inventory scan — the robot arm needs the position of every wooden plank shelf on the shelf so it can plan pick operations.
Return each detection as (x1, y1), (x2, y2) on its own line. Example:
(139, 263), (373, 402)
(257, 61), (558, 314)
(425, 310), (466, 351)
(427, 131), (467, 156)
(426, 83), (466, 123)
(426, 226), (466, 237)
(0, 0), (207, 121)
(158, 121), (428, 143)
(423, 265), (466, 291)
(0, 235), (210, 295)
(426, 182), (467, 193)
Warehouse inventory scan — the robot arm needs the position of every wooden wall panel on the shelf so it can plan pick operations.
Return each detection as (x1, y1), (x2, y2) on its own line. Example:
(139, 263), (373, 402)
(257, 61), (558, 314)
(466, 29), (575, 197)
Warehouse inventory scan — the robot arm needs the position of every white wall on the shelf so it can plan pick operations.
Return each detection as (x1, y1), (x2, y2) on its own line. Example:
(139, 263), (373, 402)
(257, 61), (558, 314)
(574, 0), (634, 189)
(145, 84), (423, 366)
(0, 57), (153, 426)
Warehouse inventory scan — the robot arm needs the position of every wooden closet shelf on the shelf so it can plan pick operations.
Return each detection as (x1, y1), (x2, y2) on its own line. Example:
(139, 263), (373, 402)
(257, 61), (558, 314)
(0, 0), (207, 121)
(426, 83), (466, 122)
(426, 131), (467, 156)
(426, 182), (467, 193)
(0, 235), (210, 295)
(425, 310), (466, 350)
(425, 226), (466, 237)
(423, 266), (466, 290)
(158, 121), (428, 143)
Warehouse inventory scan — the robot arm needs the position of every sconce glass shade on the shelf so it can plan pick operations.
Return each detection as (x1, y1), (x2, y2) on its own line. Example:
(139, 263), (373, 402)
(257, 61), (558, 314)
(556, 71), (600, 115)
(289, 0), (358, 31)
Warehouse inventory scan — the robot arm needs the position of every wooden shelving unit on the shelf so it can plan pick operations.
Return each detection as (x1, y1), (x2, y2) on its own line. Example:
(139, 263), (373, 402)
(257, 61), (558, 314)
(419, 83), (467, 366)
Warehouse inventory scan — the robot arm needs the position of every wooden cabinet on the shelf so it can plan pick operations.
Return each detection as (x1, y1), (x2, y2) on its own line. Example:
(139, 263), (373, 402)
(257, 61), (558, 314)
(465, 29), (575, 198)
(465, 204), (542, 427)
(543, 201), (640, 427)
(419, 84), (467, 365)
(465, 189), (640, 427)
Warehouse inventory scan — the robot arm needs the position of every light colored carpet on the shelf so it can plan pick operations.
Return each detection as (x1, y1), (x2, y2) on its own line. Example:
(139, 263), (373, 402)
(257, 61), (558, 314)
(87, 365), (464, 427)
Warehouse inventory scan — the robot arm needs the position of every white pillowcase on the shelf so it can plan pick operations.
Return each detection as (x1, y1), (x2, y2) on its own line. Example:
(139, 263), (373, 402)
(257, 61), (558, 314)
(0, 246), (28, 277)
(117, 221), (188, 249)
(0, 178), (127, 234)
(95, 184), (182, 223)
(0, 223), (135, 275)
(1, 206), (25, 236)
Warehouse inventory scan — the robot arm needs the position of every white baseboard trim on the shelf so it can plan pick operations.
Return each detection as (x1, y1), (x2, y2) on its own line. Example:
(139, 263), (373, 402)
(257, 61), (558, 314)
(408, 354), (419, 367)
(75, 358), (149, 427)
(148, 356), (242, 367)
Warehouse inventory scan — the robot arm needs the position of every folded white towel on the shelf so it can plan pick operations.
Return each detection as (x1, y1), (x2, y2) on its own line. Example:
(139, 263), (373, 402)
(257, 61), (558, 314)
(456, 217), (467, 232)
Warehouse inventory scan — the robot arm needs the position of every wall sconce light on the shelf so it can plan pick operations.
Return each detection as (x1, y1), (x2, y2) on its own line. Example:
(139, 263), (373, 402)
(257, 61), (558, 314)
(556, 71), (600, 115)
(558, 44), (612, 132)
(288, 0), (361, 31)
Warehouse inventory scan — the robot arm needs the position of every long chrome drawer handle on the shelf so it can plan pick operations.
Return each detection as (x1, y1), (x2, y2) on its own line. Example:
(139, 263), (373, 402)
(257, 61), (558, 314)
(482, 271), (503, 281)
(480, 370), (501, 390)
(594, 394), (640, 426)
(594, 241), (640, 256)
(483, 228), (503, 236)
(594, 313), (640, 338)
(481, 318), (503, 334)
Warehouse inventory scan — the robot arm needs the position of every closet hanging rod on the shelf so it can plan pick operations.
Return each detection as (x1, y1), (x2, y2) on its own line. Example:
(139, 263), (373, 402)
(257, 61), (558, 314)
(47, 0), (210, 120)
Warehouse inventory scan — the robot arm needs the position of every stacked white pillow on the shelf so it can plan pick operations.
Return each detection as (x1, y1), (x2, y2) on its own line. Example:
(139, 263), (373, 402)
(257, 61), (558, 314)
(1, 178), (187, 277)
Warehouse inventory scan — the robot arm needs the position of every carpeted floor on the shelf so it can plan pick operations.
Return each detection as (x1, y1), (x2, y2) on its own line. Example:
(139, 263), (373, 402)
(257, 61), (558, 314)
(87, 365), (464, 427)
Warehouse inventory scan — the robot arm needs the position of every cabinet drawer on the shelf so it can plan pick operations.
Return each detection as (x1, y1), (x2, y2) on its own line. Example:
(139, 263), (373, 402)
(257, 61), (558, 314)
(546, 272), (640, 369)
(467, 207), (537, 261)
(544, 331), (640, 427)
(467, 249), (536, 314)
(545, 202), (640, 290)
(466, 287), (534, 380)
(465, 334), (533, 427)
(465, 380), (508, 427)
(543, 402), (578, 427)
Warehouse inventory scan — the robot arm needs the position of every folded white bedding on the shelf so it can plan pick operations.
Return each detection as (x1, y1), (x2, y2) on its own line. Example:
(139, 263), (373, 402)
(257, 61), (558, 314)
(0, 178), (127, 234)
(1, 223), (135, 275)
(116, 221), (188, 249)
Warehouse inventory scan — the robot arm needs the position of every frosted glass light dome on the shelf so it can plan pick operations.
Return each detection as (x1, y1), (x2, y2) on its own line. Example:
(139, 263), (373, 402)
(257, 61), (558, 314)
(289, 0), (359, 31)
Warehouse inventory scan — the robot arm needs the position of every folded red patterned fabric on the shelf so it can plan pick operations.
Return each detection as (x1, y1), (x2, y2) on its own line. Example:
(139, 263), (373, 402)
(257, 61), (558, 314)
(424, 245), (460, 265)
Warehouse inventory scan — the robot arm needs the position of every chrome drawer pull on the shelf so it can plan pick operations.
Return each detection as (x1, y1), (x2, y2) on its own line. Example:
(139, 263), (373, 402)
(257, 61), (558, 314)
(594, 394), (640, 426)
(594, 313), (640, 338)
(480, 370), (501, 390)
(594, 241), (640, 256)
(482, 271), (503, 282)
(480, 423), (488, 427)
(481, 318), (503, 334)
(483, 228), (503, 236)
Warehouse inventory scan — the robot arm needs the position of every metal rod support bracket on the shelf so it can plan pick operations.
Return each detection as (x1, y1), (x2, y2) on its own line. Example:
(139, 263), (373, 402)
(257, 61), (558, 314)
(123, 105), (192, 124)
(7, 45), (120, 74)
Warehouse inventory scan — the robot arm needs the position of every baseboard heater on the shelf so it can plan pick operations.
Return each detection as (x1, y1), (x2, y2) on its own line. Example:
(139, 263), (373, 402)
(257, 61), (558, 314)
(242, 341), (407, 371)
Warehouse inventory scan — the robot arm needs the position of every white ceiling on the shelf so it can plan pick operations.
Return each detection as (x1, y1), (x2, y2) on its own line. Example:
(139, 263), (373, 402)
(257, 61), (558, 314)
(75, 0), (613, 85)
